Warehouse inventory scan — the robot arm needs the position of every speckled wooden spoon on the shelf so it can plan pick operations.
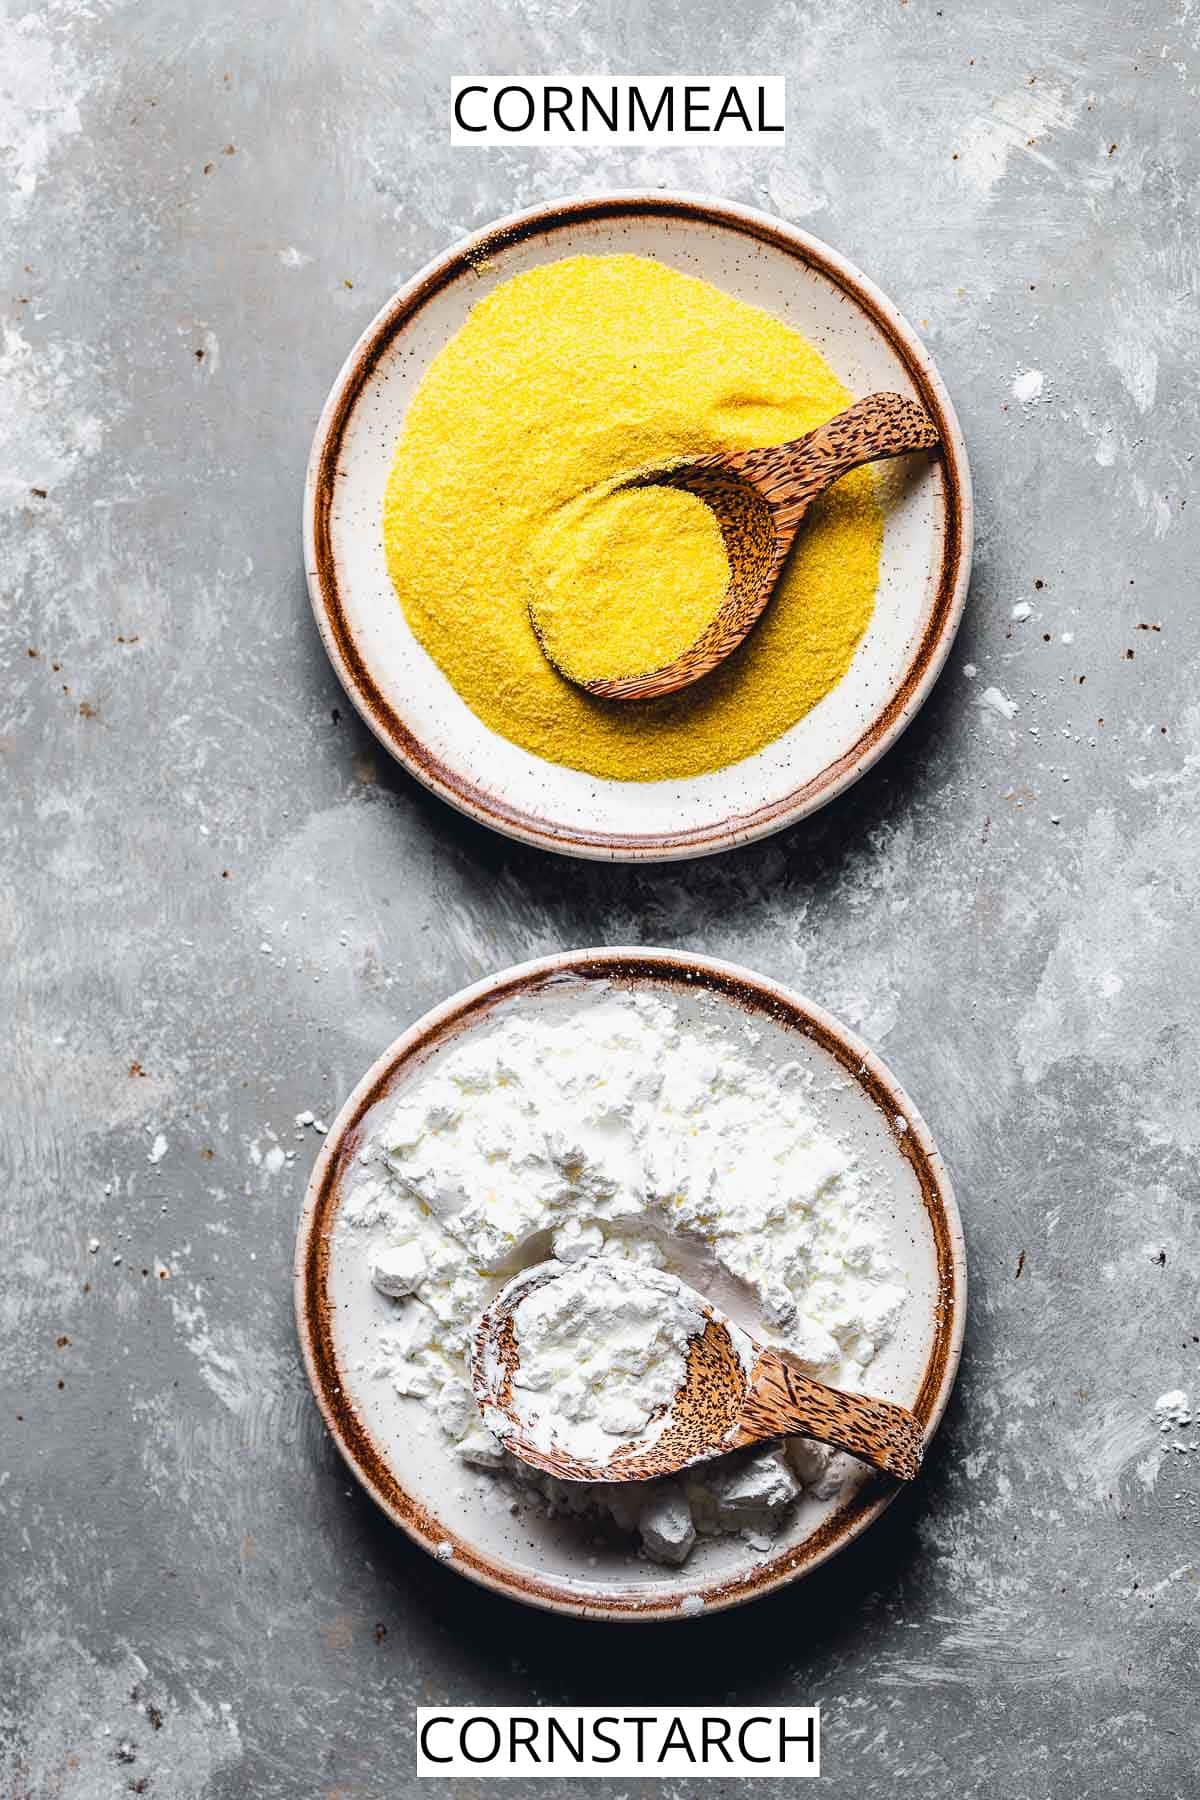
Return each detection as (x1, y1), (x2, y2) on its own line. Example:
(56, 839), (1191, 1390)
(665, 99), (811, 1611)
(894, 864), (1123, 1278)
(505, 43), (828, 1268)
(530, 392), (939, 703)
(473, 1261), (924, 1485)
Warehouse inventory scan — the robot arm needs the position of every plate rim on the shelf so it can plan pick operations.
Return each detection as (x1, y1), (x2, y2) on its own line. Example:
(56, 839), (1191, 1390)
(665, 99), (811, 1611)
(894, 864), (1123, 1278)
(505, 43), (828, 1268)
(293, 947), (968, 1622)
(303, 190), (974, 862)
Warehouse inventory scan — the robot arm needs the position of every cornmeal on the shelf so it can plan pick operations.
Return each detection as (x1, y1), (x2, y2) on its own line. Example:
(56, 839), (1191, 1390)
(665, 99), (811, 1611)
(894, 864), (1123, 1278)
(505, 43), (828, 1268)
(383, 254), (881, 781)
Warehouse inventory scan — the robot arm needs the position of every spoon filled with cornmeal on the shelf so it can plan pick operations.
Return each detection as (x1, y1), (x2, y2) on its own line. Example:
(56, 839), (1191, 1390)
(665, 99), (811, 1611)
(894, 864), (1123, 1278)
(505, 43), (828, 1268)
(528, 392), (939, 702)
(472, 1257), (925, 1484)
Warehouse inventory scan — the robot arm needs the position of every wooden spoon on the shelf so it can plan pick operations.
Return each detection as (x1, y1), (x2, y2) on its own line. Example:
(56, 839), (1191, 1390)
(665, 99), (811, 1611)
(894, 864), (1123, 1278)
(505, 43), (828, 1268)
(531, 392), (940, 703)
(472, 1260), (924, 1485)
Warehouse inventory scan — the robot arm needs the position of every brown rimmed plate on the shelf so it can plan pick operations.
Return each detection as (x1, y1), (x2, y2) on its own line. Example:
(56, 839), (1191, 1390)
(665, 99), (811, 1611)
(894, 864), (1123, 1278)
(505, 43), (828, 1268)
(294, 949), (966, 1621)
(304, 193), (972, 862)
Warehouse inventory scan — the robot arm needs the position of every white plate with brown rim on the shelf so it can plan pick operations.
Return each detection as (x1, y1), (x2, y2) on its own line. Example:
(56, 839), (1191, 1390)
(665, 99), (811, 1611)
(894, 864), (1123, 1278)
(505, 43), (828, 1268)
(294, 948), (966, 1622)
(304, 193), (972, 862)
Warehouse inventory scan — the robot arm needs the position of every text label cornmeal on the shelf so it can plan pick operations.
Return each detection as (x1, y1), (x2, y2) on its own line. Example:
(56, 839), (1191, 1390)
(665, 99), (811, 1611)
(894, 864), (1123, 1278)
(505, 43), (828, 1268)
(450, 79), (786, 146)
(383, 255), (882, 782)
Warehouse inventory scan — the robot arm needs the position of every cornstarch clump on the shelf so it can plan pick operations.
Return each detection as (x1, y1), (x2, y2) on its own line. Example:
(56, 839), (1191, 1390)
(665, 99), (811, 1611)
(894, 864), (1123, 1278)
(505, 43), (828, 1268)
(503, 1259), (707, 1462)
(383, 254), (882, 781)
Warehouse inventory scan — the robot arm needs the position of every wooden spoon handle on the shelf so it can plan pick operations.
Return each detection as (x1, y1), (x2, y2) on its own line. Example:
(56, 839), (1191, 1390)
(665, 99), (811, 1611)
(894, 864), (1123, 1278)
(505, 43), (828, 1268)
(730, 393), (940, 539)
(729, 1347), (924, 1481)
(800, 392), (941, 467)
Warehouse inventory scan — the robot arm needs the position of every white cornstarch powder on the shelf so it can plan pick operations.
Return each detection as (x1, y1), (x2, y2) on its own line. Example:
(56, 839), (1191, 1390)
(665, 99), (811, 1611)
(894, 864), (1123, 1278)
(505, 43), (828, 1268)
(505, 1259), (707, 1461)
(1154, 1389), (1192, 1429)
(342, 989), (905, 1564)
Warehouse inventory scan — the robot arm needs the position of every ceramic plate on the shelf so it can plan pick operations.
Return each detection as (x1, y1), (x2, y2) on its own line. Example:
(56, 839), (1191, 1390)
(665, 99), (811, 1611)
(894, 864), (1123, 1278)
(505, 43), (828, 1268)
(304, 193), (972, 861)
(294, 950), (966, 1621)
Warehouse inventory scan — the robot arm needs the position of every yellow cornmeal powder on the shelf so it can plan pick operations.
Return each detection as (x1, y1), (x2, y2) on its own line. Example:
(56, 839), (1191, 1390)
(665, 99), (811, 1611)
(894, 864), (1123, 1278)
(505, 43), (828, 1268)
(383, 254), (882, 782)
(529, 481), (730, 683)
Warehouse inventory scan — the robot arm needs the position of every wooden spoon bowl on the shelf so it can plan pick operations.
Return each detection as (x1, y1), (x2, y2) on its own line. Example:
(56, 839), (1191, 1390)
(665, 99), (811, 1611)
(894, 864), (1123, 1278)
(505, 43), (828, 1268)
(473, 1259), (925, 1485)
(534, 392), (940, 703)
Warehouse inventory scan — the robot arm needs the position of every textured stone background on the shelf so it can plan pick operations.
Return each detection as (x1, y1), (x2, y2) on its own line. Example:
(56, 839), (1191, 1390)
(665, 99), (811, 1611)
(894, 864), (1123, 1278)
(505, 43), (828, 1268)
(3, 2), (1198, 1795)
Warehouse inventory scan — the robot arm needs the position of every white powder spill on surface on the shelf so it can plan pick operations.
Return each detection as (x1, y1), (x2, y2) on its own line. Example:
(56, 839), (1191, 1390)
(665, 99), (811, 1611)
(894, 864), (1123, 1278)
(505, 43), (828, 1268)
(1059, 1396), (1164, 1509)
(0, 10), (87, 216)
(0, 324), (105, 511)
(978, 685), (1019, 721)
(1093, 429), (1117, 467)
(1012, 369), (1045, 404)
(1154, 1390), (1192, 1429)
(0, 1638), (242, 1798)
(1018, 737), (1200, 1148)
(1105, 330), (1159, 414)
(955, 82), (1077, 195)
(191, 326), (220, 380)
(165, 1288), (300, 1430)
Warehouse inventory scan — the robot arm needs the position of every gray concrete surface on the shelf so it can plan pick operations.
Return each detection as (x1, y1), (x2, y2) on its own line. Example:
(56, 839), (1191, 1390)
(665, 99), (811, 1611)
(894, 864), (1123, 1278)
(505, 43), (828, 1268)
(3, 2), (1199, 1794)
